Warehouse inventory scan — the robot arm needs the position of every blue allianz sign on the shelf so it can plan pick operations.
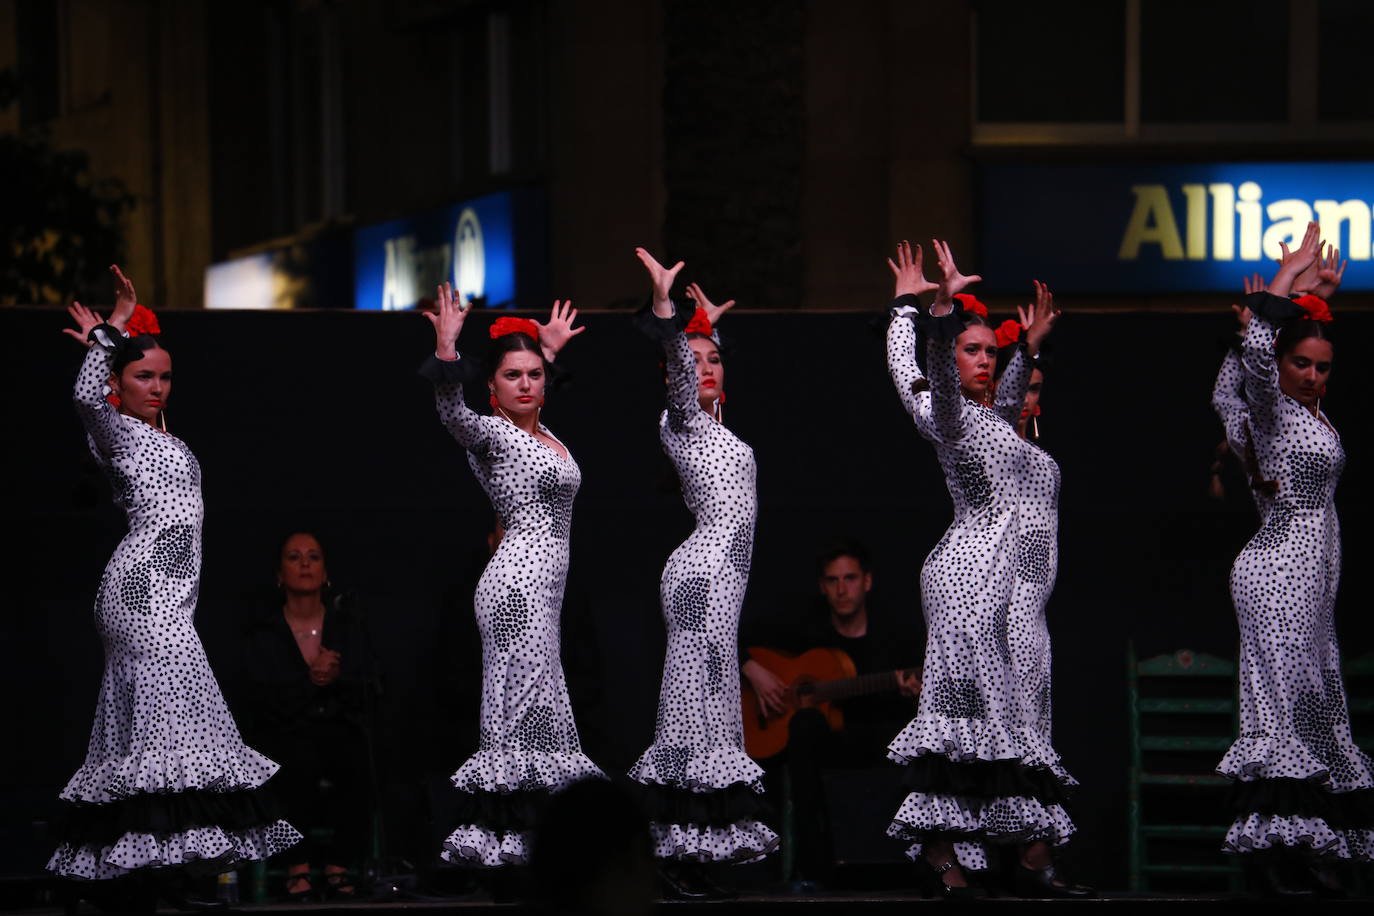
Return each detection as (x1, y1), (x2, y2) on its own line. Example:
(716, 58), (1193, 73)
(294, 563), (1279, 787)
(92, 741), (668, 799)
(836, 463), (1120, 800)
(353, 189), (545, 310)
(979, 162), (1374, 293)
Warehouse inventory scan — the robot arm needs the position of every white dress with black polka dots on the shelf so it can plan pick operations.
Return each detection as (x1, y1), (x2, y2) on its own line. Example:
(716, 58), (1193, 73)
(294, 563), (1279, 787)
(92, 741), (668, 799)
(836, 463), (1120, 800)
(626, 312), (778, 863)
(427, 355), (605, 867)
(49, 331), (300, 880)
(1216, 305), (1373, 860)
(883, 303), (1076, 871)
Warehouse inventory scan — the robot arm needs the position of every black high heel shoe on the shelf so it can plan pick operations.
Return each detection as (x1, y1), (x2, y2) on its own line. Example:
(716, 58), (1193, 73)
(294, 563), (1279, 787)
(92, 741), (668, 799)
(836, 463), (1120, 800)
(657, 862), (713, 900)
(916, 856), (987, 900)
(1013, 861), (1094, 898)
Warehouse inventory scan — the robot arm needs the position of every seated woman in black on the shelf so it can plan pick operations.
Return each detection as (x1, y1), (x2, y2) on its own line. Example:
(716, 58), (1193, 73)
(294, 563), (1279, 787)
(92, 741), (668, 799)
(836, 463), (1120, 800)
(241, 532), (373, 900)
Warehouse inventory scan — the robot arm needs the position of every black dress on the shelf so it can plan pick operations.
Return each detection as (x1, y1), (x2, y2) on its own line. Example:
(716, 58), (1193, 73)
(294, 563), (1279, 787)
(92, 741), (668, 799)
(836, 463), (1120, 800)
(240, 596), (374, 867)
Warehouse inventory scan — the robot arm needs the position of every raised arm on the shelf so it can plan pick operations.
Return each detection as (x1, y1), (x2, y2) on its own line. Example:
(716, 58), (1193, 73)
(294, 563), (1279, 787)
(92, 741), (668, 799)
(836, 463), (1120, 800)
(1241, 221), (1320, 429)
(633, 248), (715, 429)
(925, 239), (984, 441)
(884, 240), (966, 442)
(993, 281), (1057, 425)
(419, 282), (491, 452)
(66, 266), (143, 458)
(1212, 289), (1254, 451)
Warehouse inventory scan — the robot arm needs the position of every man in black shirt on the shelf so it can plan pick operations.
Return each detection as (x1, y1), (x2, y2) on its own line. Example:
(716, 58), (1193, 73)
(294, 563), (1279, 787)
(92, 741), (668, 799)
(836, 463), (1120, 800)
(741, 539), (921, 885)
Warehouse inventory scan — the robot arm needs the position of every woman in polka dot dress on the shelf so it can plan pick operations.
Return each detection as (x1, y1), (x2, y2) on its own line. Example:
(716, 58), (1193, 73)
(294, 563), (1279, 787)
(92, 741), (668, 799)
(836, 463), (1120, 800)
(1215, 223), (1373, 870)
(420, 283), (604, 867)
(50, 268), (300, 883)
(882, 241), (1086, 897)
(625, 250), (778, 890)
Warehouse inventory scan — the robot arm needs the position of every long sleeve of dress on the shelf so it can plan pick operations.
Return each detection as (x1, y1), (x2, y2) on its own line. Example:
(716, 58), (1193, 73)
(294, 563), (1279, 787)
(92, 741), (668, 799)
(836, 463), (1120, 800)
(663, 328), (713, 435)
(886, 298), (967, 443)
(420, 353), (492, 454)
(1212, 349), (1249, 454)
(992, 346), (1032, 427)
(73, 327), (136, 459)
(1239, 292), (1302, 437)
(635, 299), (709, 434)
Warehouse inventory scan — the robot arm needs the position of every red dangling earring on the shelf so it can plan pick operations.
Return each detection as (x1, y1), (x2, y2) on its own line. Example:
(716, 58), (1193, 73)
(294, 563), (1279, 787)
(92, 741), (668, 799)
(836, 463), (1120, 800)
(719, 391), (726, 405)
(1320, 384), (1327, 397)
(539, 397), (546, 407)
(489, 392), (498, 409)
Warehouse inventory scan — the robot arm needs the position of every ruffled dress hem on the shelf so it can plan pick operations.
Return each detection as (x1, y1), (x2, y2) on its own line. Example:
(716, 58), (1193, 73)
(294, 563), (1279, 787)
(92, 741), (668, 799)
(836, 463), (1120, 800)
(47, 820), (301, 880)
(450, 749), (605, 794)
(59, 749), (281, 805)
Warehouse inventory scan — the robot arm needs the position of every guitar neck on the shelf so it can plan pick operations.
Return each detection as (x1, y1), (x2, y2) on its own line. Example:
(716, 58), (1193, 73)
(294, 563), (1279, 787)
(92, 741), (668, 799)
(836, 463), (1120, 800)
(808, 670), (901, 703)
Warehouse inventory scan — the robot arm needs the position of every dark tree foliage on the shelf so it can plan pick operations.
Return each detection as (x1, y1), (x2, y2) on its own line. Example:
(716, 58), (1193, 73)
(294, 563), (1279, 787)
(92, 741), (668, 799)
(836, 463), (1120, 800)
(1, 69), (133, 306)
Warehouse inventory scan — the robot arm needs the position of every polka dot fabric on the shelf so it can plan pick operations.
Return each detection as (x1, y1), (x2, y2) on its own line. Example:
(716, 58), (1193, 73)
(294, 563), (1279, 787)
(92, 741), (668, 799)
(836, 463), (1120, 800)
(1216, 299), (1373, 860)
(49, 331), (300, 880)
(626, 308), (776, 863)
(424, 354), (604, 867)
(883, 304), (1076, 871)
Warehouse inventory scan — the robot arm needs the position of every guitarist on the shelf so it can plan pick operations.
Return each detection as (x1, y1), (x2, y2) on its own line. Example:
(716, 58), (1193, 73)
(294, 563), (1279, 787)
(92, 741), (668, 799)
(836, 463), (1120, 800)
(740, 539), (922, 886)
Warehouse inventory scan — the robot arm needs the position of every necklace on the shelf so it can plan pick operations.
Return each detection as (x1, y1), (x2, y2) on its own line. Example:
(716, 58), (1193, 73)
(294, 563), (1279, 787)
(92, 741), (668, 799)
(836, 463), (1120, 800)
(292, 627), (321, 639)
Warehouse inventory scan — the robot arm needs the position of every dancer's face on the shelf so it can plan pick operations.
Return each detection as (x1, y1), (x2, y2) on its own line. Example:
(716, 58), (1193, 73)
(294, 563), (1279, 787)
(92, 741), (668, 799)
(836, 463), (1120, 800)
(1278, 337), (1332, 408)
(956, 326), (998, 400)
(819, 556), (872, 619)
(280, 533), (326, 595)
(110, 347), (172, 426)
(689, 337), (724, 413)
(489, 349), (546, 420)
(1023, 368), (1044, 418)
(1016, 367), (1044, 438)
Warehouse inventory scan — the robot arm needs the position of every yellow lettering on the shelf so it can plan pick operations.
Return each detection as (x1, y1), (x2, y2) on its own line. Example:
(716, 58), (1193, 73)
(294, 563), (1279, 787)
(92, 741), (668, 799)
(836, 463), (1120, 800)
(1262, 199), (1315, 261)
(1208, 183), (1235, 260)
(1119, 185), (1184, 260)
(1313, 199), (1371, 261)
(1237, 182), (1263, 261)
(1182, 184), (1207, 260)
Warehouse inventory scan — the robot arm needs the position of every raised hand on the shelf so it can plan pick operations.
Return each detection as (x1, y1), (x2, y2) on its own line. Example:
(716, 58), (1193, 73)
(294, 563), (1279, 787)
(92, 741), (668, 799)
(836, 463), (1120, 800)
(1230, 303), (1252, 330)
(109, 265), (138, 330)
(930, 238), (982, 313)
(422, 281), (468, 360)
(1269, 220), (1321, 297)
(886, 240), (938, 299)
(685, 282), (735, 327)
(62, 302), (105, 347)
(1242, 272), (1267, 296)
(1312, 243), (1348, 300)
(1017, 280), (1060, 356)
(534, 299), (585, 360)
(634, 247), (686, 316)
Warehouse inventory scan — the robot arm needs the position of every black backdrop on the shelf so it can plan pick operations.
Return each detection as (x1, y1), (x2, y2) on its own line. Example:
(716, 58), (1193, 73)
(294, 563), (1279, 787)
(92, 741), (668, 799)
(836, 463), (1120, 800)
(1, 305), (1370, 888)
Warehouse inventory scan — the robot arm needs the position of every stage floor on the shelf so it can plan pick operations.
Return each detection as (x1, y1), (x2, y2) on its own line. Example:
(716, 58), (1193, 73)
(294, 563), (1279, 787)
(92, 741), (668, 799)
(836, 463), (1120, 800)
(15, 889), (1370, 913)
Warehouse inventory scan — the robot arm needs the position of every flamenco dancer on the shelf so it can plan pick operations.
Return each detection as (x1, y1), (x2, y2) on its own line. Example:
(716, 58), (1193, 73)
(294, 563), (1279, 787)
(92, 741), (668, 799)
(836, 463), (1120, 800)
(882, 240), (1088, 898)
(52, 267), (300, 907)
(627, 250), (778, 898)
(1214, 222), (1373, 893)
(419, 284), (604, 869)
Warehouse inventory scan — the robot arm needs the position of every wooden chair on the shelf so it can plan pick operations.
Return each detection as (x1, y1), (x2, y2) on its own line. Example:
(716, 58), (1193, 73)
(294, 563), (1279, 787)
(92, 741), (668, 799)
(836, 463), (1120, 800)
(1126, 644), (1243, 893)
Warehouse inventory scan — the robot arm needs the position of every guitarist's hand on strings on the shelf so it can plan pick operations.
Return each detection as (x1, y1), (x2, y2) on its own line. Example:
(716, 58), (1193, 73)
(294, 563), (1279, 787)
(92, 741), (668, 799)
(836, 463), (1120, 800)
(742, 659), (787, 717)
(896, 670), (922, 699)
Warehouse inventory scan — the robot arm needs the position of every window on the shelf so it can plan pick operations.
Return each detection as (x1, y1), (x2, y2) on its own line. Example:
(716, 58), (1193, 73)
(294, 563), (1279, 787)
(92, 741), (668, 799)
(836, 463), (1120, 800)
(973, 0), (1374, 144)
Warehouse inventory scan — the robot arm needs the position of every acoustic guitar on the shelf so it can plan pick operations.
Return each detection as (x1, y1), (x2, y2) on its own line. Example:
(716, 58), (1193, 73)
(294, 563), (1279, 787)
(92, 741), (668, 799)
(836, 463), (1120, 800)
(740, 646), (918, 760)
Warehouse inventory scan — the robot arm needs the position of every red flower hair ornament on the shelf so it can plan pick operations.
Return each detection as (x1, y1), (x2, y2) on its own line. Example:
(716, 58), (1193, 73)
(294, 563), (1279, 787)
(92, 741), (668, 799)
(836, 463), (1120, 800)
(994, 319), (1021, 349)
(953, 293), (989, 319)
(489, 316), (541, 342)
(684, 308), (714, 337)
(1293, 294), (1333, 323)
(125, 304), (161, 337)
